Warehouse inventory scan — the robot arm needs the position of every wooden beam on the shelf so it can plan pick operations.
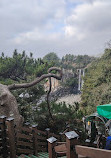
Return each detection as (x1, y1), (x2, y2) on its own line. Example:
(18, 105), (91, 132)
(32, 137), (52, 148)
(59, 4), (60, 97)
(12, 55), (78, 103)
(75, 145), (111, 158)
(6, 118), (16, 158)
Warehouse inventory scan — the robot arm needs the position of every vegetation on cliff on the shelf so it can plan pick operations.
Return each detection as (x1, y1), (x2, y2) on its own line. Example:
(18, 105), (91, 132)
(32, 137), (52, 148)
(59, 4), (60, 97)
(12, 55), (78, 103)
(81, 48), (111, 114)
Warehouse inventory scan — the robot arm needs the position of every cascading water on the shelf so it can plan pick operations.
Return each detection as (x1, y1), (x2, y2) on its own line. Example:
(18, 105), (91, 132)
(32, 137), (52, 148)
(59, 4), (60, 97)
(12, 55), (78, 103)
(78, 69), (85, 92)
(81, 69), (85, 89)
(78, 69), (81, 91)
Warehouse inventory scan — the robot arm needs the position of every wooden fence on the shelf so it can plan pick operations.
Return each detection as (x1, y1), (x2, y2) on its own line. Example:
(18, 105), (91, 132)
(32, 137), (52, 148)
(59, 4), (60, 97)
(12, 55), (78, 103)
(0, 116), (60, 158)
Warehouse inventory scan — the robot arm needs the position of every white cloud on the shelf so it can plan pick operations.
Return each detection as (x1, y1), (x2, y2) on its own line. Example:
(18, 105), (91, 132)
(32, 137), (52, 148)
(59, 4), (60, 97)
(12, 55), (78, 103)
(0, 0), (111, 58)
(65, 1), (111, 34)
(64, 25), (85, 40)
(63, 0), (111, 55)
(13, 28), (62, 45)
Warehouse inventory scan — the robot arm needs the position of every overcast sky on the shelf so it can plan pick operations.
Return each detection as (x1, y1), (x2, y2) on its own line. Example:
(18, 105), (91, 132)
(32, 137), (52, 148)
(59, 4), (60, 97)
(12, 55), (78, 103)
(0, 0), (111, 58)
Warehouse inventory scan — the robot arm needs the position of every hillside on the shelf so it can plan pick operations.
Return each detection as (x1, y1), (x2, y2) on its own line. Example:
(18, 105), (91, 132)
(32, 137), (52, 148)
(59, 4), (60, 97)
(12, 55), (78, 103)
(81, 48), (111, 114)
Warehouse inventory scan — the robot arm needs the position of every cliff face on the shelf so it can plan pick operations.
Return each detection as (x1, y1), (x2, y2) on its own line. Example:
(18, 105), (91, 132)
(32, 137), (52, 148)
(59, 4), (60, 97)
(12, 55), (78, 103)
(44, 54), (95, 96)
(81, 49), (111, 113)
(44, 77), (60, 92)
(44, 68), (76, 93)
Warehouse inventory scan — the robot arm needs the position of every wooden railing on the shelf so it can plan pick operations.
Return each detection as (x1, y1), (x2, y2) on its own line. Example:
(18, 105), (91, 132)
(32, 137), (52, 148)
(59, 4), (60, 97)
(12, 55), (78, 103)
(47, 131), (79, 158)
(0, 116), (60, 158)
(75, 145), (111, 158)
(16, 124), (34, 156)
(1, 116), (109, 158)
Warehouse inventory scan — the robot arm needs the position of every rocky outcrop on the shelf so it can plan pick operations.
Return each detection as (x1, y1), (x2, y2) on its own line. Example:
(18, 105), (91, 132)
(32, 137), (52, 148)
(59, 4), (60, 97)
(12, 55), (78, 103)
(0, 84), (23, 127)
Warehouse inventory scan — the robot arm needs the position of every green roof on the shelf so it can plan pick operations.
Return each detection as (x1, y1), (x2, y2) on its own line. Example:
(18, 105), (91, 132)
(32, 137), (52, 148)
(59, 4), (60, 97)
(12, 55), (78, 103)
(97, 104), (111, 119)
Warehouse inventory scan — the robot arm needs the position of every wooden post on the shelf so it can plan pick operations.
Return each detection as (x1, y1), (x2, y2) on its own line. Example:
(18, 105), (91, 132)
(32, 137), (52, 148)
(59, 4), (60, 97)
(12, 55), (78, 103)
(59, 132), (63, 142)
(0, 115), (8, 158)
(46, 128), (50, 152)
(65, 131), (79, 158)
(32, 125), (38, 156)
(46, 128), (50, 138)
(66, 138), (78, 158)
(47, 137), (57, 158)
(6, 118), (16, 158)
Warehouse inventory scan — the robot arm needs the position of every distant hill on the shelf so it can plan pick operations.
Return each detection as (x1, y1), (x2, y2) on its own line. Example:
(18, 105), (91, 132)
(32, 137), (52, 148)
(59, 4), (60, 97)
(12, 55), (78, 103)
(81, 48), (111, 114)
(43, 52), (95, 70)
(61, 54), (95, 69)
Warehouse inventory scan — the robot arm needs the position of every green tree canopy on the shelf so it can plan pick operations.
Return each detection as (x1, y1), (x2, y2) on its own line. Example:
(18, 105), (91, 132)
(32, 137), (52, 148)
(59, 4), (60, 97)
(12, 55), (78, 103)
(43, 52), (60, 66)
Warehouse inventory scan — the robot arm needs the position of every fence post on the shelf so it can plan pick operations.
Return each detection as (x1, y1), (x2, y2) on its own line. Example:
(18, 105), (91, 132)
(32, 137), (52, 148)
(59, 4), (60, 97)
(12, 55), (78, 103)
(0, 115), (8, 158)
(6, 117), (16, 158)
(32, 125), (38, 156)
(46, 128), (50, 138)
(45, 128), (50, 151)
(65, 131), (79, 158)
(47, 137), (57, 158)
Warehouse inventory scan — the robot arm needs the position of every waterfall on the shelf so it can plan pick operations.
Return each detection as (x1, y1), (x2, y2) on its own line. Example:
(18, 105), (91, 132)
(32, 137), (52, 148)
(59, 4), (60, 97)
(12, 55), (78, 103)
(81, 69), (85, 89)
(78, 69), (81, 91)
(78, 68), (85, 92)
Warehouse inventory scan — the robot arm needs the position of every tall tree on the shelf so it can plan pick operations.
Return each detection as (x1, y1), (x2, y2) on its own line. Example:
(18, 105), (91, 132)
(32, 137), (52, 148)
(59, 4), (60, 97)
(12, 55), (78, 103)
(43, 52), (60, 66)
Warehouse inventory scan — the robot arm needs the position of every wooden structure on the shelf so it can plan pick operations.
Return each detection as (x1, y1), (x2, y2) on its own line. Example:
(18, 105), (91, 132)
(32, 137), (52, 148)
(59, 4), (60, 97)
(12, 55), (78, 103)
(0, 116), (8, 158)
(47, 131), (79, 158)
(0, 116), (60, 158)
(75, 145), (111, 158)
(1, 115), (109, 158)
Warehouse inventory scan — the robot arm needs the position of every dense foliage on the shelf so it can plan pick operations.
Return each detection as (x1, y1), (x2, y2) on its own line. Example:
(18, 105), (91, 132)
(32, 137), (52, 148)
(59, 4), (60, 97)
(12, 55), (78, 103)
(0, 50), (54, 121)
(43, 52), (60, 66)
(31, 101), (83, 133)
(81, 48), (111, 114)
(0, 50), (52, 83)
(0, 50), (95, 132)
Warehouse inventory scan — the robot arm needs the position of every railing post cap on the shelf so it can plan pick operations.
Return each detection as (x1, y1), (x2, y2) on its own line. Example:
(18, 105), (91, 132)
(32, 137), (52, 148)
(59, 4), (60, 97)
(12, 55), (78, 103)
(6, 117), (14, 121)
(45, 128), (50, 131)
(93, 140), (97, 145)
(65, 131), (79, 139)
(47, 136), (57, 143)
(0, 115), (7, 119)
(32, 124), (38, 128)
(85, 139), (91, 143)
(59, 132), (63, 135)
(24, 122), (30, 126)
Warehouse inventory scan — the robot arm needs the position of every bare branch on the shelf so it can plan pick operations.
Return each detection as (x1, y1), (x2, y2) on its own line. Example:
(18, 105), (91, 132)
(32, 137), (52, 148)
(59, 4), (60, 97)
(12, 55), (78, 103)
(46, 77), (53, 120)
(8, 67), (62, 90)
